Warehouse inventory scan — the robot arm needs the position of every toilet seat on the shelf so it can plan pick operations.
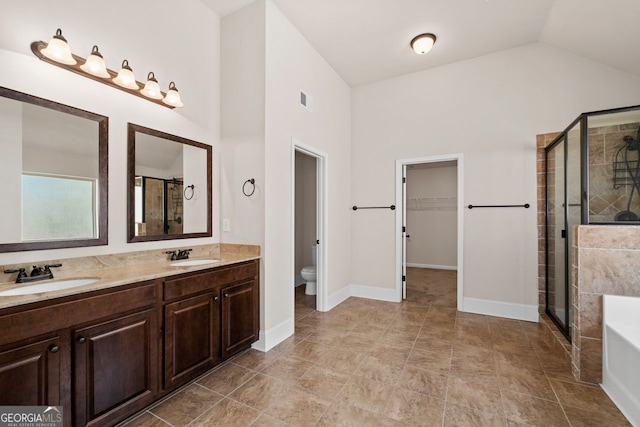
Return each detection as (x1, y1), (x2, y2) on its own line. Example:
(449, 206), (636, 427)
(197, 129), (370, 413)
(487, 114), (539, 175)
(301, 265), (316, 275)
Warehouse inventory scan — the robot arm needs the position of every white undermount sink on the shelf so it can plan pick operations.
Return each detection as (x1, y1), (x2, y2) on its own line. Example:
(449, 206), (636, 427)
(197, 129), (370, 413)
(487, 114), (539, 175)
(0, 278), (101, 296)
(170, 259), (220, 267)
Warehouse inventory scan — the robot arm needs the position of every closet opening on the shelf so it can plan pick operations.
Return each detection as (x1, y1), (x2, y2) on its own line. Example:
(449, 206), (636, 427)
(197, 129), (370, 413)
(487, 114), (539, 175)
(395, 154), (464, 308)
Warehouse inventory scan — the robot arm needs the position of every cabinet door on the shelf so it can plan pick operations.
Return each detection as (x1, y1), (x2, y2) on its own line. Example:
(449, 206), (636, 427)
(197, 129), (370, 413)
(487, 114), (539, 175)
(221, 280), (258, 358)
(74, 309), (158, 427)
(164, 292), (220, 390)
(0, 336), (61, 406)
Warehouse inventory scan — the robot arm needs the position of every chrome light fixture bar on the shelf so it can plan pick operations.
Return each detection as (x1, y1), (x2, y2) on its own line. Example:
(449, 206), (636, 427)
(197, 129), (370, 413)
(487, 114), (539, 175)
(31, 29), (183, 109)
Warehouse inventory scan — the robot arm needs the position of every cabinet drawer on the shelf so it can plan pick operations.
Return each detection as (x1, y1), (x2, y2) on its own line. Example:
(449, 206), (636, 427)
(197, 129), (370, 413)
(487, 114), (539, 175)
(163, 261), (257, 301)
(233, 261), (257, 282)
(0, 282), (157, 346)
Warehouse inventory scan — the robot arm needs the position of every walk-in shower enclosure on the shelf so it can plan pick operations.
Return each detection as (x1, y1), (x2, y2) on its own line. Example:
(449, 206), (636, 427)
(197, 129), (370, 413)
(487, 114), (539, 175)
(545, 105), (640, 339)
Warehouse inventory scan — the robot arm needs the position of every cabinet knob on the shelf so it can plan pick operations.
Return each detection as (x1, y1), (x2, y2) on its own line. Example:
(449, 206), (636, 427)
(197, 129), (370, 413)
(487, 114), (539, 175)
(224, 293), (229, 298)
(214, 296), (219, 301)
(48, 344), (59, 353)
(77, 337), (86, 344)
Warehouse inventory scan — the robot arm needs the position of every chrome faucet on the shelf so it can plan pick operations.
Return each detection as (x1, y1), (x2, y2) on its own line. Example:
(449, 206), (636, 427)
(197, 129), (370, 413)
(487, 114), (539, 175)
(4, 264), (62, 283)
(165, 249), (192, 261)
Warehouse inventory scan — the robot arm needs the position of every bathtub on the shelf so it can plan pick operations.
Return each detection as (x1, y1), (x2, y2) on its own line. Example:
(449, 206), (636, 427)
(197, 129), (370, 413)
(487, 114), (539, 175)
(602, 295), (640, 426)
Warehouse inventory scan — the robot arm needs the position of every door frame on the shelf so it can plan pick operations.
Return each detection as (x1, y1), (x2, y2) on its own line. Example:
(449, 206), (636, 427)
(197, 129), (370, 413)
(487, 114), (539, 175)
(291, 139), (328, 317)
(395, 153), (464, 309)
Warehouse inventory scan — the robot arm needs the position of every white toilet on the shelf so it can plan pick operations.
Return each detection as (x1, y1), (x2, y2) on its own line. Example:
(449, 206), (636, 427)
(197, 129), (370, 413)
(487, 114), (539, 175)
(300, 245), (317, 295)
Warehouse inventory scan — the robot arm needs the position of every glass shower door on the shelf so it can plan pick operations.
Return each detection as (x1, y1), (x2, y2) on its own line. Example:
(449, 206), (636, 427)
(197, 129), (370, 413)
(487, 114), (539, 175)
(546, 136), (569, 335)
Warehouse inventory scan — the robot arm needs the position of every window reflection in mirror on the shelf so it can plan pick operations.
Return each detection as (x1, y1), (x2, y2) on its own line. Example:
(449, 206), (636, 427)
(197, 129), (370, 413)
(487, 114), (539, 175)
(0, 87), (108, 253)
(127, 123), (211, 243)
(22, 173), (97, 240)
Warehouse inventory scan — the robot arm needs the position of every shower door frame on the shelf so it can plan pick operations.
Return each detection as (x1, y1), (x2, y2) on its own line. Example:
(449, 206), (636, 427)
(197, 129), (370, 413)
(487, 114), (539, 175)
(545, 126), (575, 340)
(544, 104), (640, 340)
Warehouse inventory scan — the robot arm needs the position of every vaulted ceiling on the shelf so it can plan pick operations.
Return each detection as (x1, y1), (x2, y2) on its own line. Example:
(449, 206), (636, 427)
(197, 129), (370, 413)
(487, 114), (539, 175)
(202, 0), (640, 87)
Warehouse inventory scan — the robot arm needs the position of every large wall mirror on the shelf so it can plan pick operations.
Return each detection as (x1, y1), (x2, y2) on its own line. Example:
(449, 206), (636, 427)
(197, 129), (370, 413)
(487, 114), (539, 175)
(127, 123), (211, 242)
(0, 87), (108, 253)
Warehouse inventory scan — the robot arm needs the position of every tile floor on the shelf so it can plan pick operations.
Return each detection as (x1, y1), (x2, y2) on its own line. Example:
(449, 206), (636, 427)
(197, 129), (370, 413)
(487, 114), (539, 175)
(120, 268), (630, 426)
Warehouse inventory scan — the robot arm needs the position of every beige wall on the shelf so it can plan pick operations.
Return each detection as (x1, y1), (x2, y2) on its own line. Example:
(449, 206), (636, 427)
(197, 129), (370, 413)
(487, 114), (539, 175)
(219, 0), (267, 332)
(295, 151), (317, 274)
(0, 98), (22, 243)
(351, 43), (640, 316)
(0, 0), (221, 266)
(220, 0), (351, 346)
(183, 145), (209, 233)
(264, 0), (351, 332)
(406, 165), (457, 268)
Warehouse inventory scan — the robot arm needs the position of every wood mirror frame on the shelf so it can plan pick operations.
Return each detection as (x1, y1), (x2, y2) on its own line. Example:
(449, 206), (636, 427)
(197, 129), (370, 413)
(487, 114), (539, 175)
(127, 123), (212, 243)
(0, 87), (108, 253)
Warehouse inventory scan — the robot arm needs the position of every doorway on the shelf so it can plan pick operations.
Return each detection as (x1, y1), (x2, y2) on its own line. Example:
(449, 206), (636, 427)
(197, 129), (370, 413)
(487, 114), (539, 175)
(291, 140), (327, 321)
(395, 154), (464, 308)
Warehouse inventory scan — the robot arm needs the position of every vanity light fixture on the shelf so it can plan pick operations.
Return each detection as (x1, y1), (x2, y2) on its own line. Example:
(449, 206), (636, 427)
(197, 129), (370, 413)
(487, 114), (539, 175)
(31, 28), (183, 108)
(40, 29), (76, 65)
(113, 60), (139, 90)
(80, 45), (110, 78)
(141, 72), (163, 99)
(410, 33), (437, 55)
(162, 82), (184, 108)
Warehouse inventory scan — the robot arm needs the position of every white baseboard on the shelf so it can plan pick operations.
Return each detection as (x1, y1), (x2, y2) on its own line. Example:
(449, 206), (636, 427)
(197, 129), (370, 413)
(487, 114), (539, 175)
(406, 263), (457, 271)
(326, 285), (351, 311)
(350, 284), (399, 303)
(463, 297), (539, 322)
(252, 317), (294, 352)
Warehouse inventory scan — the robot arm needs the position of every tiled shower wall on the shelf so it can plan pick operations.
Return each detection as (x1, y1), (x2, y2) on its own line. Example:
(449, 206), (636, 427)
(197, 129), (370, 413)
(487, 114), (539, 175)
(537, 128), (640, 384)
(588, 122), (640, 222)
(572, 225), (640, 383)
(536, 133), (561, 312)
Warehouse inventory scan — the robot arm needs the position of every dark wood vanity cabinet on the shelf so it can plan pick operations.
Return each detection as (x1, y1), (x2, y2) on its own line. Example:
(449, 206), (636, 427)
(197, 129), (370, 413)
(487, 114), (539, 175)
(0, 335), (62, 406)
(73, 308), (159, 427)
(0, 281), (158, 427)
(164, 291), (221, 389)
(162, 259), (259, 388)
(222, 280), (259, 358)
(0, 259), (259, 426)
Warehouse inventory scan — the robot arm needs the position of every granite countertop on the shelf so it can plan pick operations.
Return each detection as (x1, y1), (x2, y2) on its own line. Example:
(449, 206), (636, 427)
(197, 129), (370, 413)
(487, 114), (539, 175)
(0, 245), (259, 310)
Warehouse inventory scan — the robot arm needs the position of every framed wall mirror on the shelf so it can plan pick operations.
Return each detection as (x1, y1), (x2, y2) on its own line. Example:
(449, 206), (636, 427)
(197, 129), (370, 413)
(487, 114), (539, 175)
(127, 123), (212, 242)
(0, 87), (108, 253)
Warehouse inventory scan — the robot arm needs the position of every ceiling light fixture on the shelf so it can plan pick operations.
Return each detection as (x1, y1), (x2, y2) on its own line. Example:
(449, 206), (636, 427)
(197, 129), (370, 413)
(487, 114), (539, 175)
(410, 33), (437, 55)
(31, 29), (183, 108)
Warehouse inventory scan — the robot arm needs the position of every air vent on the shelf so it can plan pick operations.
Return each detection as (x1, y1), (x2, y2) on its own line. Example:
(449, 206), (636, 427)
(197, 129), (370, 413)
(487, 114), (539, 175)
(300, 90), (313, 112)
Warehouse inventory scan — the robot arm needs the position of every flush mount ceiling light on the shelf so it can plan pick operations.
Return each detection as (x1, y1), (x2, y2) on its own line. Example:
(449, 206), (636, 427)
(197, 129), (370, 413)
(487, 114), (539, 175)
(410, 33), (437, 55)
(31, 28), (183, 108)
